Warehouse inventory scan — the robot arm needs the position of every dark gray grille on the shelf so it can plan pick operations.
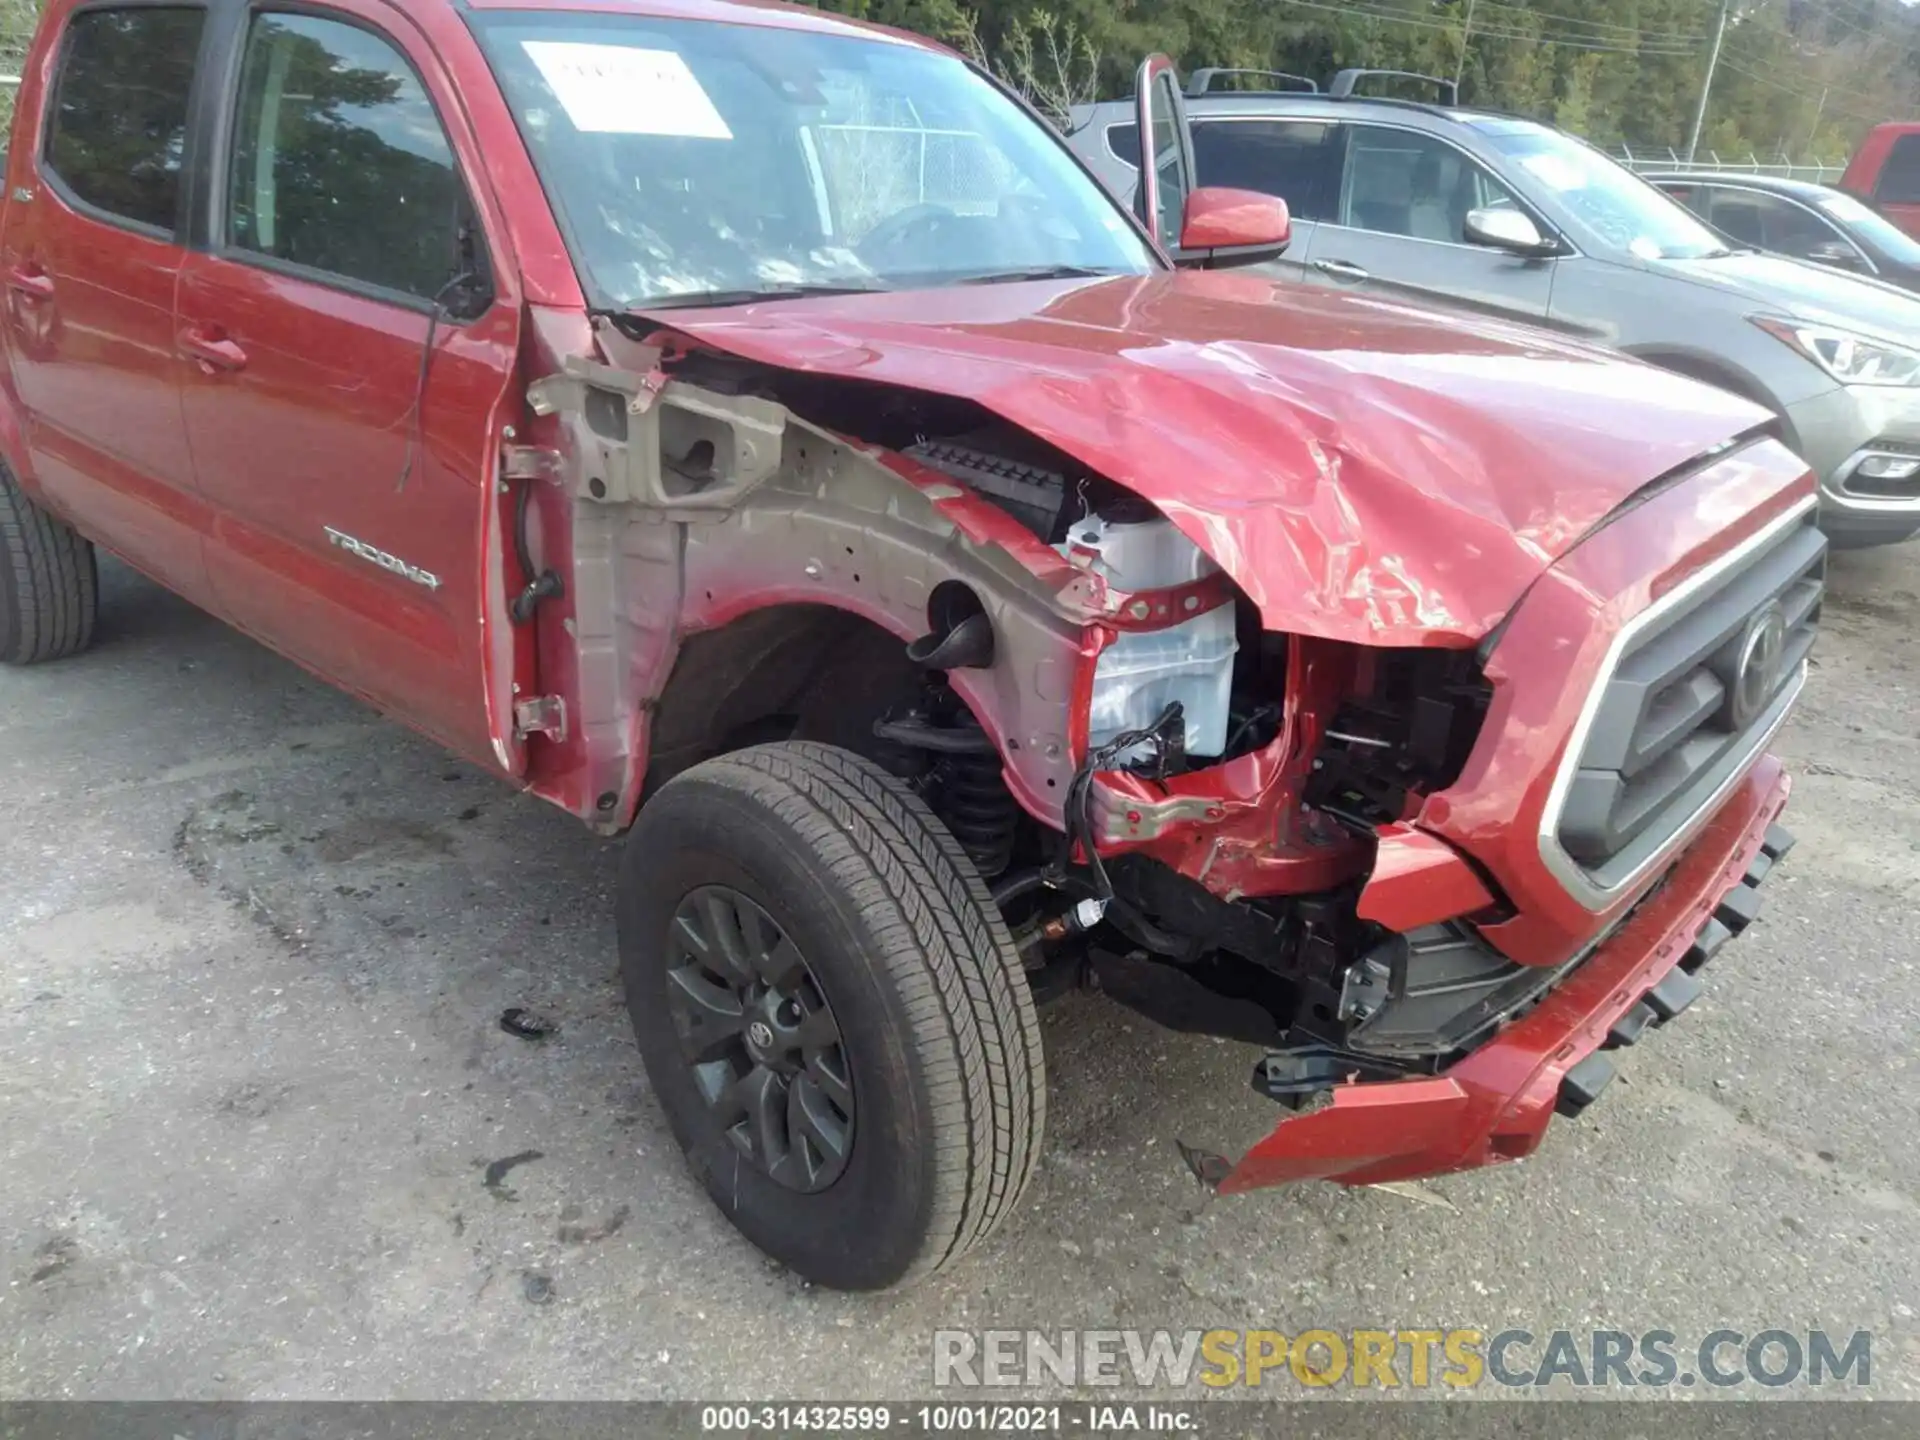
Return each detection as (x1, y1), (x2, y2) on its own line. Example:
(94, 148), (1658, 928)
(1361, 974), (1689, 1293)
(1350, 922), (1577, 1061)
(1556, 508), (1824, 892)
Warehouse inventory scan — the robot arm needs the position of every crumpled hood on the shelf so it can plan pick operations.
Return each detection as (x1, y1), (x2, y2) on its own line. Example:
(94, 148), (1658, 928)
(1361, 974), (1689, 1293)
(1659, 250), (1920, 336)
(645, 269), (1772, 646)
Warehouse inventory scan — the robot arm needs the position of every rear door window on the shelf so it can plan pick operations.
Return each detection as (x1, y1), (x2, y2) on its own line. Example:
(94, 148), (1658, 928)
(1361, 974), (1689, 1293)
(226, 12), (472, 301)
(1190, 118), (1344, 222)
(1753, 196), (1848, 257)
(1661, 182), (1708, 218)
(1706, 191), (1768, 248)
(1709, 189), (1852, 260)
(1879, 134), (1920, 205)
(42, 6), (207, 232)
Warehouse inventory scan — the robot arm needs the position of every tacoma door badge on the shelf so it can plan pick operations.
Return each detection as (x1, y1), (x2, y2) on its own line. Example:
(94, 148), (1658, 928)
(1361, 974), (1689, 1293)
(323, 526), (442, 591)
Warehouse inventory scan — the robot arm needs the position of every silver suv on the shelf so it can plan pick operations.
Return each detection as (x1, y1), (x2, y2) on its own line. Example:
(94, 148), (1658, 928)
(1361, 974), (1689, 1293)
(1069, 71), (1920, 549)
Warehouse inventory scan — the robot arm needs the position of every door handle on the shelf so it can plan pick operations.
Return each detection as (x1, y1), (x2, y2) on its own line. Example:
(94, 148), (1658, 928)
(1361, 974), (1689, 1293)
(1312, 259), (1371, 282)
(7, 266), (54, 300)
(178, 325), (248, 374)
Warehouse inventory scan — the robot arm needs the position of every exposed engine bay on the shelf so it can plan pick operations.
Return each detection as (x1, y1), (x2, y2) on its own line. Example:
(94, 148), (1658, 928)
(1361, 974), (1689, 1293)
(519, 322), (1586, 1105)
(868, 589), (1508, 1097)
(593, 340), (1519, 1091)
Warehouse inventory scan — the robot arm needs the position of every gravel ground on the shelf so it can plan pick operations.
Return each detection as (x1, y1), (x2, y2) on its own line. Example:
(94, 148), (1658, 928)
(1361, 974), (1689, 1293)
(2, 547), (1917, 1402)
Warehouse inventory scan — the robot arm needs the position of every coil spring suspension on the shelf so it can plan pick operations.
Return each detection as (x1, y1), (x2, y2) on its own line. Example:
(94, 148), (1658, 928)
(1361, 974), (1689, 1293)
(872, 709), (1019, 880)
(940, 742), (1019, 880)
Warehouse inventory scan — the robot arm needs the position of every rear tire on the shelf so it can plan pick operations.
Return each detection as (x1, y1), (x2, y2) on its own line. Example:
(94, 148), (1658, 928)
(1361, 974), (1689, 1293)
(0, 465), (97, 665)
(618, 741), (1044, 1290)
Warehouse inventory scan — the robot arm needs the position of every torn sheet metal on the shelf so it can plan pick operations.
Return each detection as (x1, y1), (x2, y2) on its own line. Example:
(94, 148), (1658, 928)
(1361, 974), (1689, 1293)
(518, 326), (1099, 832)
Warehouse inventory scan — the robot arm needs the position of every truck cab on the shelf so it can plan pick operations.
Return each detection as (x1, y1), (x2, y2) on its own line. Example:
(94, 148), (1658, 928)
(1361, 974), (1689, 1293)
(0, 0), (1819, 1291)
(1842, 121), (1920, 240)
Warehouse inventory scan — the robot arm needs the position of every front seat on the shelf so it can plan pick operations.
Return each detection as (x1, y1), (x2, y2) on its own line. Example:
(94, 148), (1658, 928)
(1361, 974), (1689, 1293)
(1447, 163), (1484, 242)
(1349, 143), (1411, 234)
(1407, 150), (1456, 242)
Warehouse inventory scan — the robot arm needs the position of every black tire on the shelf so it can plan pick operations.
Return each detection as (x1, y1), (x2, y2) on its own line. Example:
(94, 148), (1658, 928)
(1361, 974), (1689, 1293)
(0, 465), (97, 665)
(618, 741), (1044, 1290)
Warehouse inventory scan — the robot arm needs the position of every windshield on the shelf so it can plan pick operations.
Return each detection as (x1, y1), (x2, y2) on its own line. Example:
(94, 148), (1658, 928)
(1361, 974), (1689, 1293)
(1482, 123), (1728, 261)
(470, 12), (1157, 308)
(1819, 191), (1920, 265)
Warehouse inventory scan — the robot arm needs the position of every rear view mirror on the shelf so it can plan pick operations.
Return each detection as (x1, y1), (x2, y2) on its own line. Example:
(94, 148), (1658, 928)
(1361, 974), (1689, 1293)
(1465, 207), (1557, 257)
(1178, 187), (1291, 267)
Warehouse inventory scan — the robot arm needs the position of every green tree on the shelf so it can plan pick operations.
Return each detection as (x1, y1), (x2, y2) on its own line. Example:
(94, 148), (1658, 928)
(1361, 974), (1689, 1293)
(808, 0), (1920, 160)
(1, 0), (45, 135)
(9, 0), (1917, 166)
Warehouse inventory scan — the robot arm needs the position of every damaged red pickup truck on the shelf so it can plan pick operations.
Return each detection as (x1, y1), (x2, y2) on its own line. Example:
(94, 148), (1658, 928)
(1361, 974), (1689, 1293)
(0, 0), (1821, 1290)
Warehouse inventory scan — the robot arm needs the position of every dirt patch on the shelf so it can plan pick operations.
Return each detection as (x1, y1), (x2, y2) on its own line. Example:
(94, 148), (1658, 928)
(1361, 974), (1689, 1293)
(480, 1150), (544, 1203)
(27, 1234), (78, 1285)
(311, 817), (455, 865)
(214, 1080), (294, 1122)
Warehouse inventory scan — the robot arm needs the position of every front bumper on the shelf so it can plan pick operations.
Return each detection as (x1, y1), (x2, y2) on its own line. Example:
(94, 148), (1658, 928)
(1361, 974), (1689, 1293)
(1217, 754), (1791, 1193)
(1787, 383), (1920, 548)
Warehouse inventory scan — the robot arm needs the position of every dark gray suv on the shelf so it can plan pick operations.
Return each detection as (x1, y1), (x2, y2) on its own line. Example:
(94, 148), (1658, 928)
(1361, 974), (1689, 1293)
(1069, 73), (1920, 549)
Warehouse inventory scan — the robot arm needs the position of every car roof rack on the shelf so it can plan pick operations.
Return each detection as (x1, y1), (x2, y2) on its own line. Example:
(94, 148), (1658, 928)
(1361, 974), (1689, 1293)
(1186, 68), (1320, 97)
(1328, 69), (1460, 107)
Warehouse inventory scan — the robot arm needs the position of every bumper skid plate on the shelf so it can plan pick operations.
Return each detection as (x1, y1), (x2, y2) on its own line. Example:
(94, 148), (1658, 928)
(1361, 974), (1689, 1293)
(1215, 758), (1792, 1194)
(1556, 1054), (1615, 1118)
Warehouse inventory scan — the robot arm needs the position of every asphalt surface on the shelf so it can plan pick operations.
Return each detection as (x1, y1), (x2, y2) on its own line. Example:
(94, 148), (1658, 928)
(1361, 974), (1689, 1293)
(3, 547), (1918, 1402)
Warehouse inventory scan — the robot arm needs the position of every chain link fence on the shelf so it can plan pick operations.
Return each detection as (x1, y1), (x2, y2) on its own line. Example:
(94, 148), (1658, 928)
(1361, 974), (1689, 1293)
(1611, 144), (1849, 185)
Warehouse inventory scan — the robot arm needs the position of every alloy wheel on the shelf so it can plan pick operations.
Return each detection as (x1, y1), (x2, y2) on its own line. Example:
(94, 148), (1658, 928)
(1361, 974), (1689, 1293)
(664, 885), (855, 1192)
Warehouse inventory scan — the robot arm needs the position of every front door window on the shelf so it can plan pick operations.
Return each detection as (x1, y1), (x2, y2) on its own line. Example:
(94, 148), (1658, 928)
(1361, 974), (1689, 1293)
(1340, 126), (1520, 245)
(227, 13), (478, 301)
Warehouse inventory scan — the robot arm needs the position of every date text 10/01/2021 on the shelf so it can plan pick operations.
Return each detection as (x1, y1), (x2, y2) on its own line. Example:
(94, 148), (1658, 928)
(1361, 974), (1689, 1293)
(700, 1405), (1195, 1433)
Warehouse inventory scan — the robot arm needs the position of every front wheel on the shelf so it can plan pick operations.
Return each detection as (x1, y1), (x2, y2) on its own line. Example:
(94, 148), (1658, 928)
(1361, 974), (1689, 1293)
(618, 741), (1045, 1290)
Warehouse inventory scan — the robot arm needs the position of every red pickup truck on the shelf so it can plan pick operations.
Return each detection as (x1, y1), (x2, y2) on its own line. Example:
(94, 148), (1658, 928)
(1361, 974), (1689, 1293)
(0, 0), (1820, 1290)
(1843, 122), (1920, 239)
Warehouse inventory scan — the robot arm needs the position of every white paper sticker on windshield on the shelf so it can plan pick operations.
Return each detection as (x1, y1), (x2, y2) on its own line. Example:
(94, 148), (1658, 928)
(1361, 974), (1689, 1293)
(522, 42), (732, 139)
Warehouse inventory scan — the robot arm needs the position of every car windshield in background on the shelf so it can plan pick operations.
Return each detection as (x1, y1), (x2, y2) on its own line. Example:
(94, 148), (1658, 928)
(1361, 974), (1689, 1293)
(470, 13), (1156, 309)
(1479, 122), (1728, 261)
(1819, 191), (1920, 265)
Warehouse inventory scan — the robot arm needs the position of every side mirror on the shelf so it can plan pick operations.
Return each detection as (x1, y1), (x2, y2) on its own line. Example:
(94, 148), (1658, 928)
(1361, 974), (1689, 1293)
(1465, 207), (1557, 257)
(1176, 187), (1292, 267)
(442, 273), (496, 322)
(1808, 239), (1867, 271)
